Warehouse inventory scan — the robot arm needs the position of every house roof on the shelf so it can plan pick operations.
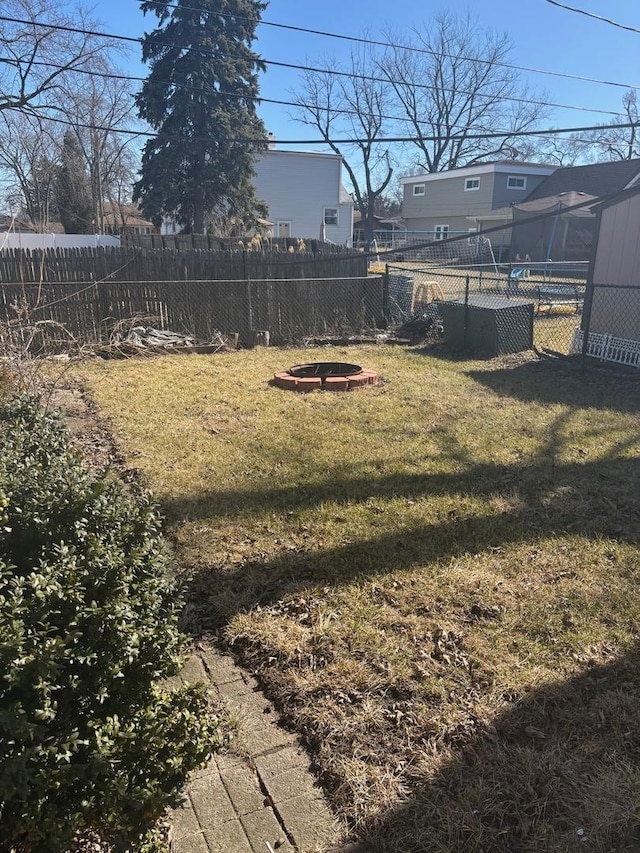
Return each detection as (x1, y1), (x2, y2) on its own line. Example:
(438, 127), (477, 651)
(590, 181), (640, 212)
(0, 214), (36, 233)
(0, 215), (65, 233)
(102, 203), (155, 229)
(400, 161), (556, 184)
(523, 159), (640, 203)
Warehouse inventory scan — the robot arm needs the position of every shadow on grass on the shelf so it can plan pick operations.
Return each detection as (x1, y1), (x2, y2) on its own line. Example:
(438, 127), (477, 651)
(466, 360), (640, 413)
(349, 642), (640, 853)
(164, 448), (639, 528)
(180, 452), (640, 631)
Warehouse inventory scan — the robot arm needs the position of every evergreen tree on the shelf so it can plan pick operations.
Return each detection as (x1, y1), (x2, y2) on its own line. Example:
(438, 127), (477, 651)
(55, 131), (93, 233)
(134, 0), (268, 234)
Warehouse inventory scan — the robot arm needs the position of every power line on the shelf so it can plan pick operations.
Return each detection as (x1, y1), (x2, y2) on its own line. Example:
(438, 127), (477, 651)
(6, 105), (639, 148)
(12, 53), (623, 123)
(545, 0), (640, 34)
(145, 0), (640, 91)
(0, 14), (635, 122)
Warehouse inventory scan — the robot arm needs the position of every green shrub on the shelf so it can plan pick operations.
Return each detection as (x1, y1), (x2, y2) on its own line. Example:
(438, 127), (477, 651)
(0, 399), (221, 852)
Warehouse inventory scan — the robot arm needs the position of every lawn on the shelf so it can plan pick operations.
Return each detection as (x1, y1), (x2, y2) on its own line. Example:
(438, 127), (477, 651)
(76, 346), (640, 852)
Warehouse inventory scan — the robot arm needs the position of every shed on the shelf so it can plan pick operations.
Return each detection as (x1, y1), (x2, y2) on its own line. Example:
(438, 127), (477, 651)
(575, 185), (640, 369)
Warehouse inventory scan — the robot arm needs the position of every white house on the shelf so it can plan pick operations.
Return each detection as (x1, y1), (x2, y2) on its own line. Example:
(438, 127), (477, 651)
(253, 147), (354, 246)
(160, 146), (354, 245)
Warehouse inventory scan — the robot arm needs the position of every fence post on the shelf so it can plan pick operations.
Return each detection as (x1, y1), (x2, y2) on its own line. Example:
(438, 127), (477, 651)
(580, 280), (596, 373)
(243, 250), (254, 339)
(463, 274), (470, 350)
(383, 264), (390, 327)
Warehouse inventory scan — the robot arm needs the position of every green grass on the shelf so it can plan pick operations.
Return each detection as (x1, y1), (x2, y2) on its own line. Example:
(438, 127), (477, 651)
(75, 346), (640, 852)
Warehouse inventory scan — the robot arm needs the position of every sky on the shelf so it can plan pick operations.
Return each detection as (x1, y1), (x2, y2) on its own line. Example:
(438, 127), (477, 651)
(56, 0), (640, 185)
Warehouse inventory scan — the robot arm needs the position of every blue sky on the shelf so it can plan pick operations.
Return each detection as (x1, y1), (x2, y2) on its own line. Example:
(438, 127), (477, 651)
(98, 0), (639, 153)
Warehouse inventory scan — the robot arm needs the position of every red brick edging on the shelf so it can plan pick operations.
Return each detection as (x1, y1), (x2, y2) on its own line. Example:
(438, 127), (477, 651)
(273, 369), (379, 392)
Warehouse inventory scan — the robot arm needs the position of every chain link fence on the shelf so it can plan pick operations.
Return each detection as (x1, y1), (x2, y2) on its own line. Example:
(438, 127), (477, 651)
(385, 260), (589, 357)
(0, 275), (385, 353)
(0, 244), (637, 370)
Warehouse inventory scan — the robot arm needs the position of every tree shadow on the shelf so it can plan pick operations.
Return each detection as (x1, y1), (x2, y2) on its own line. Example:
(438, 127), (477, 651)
(180, 451), (640, 632)
(466, 360), (640, 413)
(163, 371), (640, 852)
(352, 643), (640, 852)
(164, 443), (639, 530)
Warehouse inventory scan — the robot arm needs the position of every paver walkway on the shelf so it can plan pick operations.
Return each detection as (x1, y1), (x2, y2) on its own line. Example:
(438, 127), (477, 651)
(169, 645), (366, 853)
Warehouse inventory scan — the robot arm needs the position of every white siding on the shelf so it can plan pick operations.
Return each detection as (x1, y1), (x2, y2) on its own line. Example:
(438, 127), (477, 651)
(0, 233), (120, 250)
(254, 150), (353, 245)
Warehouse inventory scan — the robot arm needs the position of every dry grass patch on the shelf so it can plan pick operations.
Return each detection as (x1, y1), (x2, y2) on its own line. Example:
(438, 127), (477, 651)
(75, 347), (640, 852)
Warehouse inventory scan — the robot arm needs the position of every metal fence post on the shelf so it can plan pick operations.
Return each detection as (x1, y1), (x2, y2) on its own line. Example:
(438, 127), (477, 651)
(383, 264), (390, 327)
(463, 274), (470, 350)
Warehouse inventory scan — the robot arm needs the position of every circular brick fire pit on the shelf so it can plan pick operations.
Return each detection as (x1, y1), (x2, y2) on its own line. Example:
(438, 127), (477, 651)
(273, 361), (379, 392)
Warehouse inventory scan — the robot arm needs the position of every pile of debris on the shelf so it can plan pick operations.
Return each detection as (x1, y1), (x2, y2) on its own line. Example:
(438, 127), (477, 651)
(95, 326), (235, 359)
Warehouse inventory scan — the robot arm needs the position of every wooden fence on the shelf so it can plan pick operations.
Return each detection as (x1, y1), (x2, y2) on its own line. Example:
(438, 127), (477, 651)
(0, 276), (384, 347)
(0, 246), (367, 285)
(121, 233), (354, 254)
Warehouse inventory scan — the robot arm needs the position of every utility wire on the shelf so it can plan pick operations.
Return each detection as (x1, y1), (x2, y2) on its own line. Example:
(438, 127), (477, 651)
(3, 53), (623, 122)
(0, 14), (636, 120)
(545, 0), (640, 34)
(6, 105), (639, 148)
(144, 0), (640, 91)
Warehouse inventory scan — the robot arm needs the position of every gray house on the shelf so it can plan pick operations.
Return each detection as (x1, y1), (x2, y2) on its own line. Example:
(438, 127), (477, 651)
(400, 161), (556, 242)
(253, 148), (354, 246)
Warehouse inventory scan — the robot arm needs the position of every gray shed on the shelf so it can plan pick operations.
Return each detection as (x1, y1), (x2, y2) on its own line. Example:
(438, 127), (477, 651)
(576, 185), (640, 368)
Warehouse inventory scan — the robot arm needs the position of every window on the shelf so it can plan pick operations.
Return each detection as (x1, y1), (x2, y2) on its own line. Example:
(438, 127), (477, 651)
(465, 177), (481, 191)
(323, 207), (338, 225)
(507, 176), (527, 190)
(434, 224), (449, 241)
(412, 184), (425, 196)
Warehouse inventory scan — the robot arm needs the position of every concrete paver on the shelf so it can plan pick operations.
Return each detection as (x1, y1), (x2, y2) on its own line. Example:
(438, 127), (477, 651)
(239, 809), (294, 853)
(168, 645), (348, 853)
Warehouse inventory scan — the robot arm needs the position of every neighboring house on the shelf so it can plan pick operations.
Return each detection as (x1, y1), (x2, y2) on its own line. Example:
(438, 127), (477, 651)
(400, 161), (556, 245)
(352, 211), (406, 247)
(103, 203), (159, 236)
(253, 147), (354, 246)
(0, 214), (37, 233)
(474, 158), (640, 262)
(573, 183), (640, 368)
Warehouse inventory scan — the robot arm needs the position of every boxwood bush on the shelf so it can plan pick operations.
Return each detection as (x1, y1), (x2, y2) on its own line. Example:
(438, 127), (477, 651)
(0, 399), (220, 851)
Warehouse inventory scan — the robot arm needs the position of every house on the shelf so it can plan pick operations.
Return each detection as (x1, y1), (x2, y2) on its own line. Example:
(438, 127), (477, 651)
(400, 162), (556, 247)
(352, 211), (406, 248)
(103, 203), (159, 236)
(474, 159), (640, 262)
(572, 183), (640, 368)
(253, 147), (354, 246)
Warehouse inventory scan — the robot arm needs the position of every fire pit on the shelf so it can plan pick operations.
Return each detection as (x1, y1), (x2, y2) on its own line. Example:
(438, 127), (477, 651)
(273, 361), (379, 392)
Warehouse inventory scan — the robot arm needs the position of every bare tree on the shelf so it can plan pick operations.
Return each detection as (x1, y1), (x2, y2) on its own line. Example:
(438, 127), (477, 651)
(0, 0), (112, 117)
(579, 90), (640, 162)
(60, 62), (140, 232)
(291, 45), (396, 249)
(0, 112), (61, 227)
(380, 11), (549, 172)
